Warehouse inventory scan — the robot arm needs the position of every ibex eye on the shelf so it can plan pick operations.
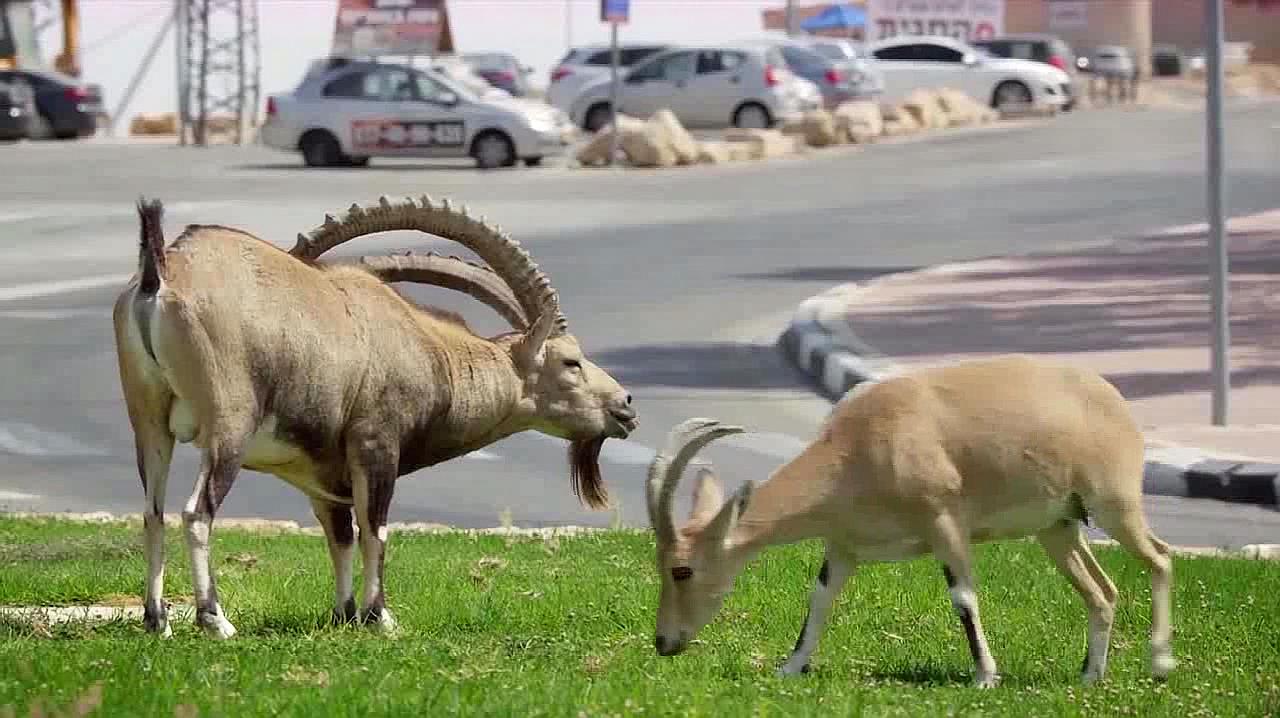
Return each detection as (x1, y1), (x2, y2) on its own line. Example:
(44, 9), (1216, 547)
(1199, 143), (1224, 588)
(563, 359), (581, 369)
(671, 566), (693, 581)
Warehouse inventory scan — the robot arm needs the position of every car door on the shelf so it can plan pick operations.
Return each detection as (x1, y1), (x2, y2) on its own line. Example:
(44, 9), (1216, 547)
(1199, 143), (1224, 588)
(869, 42), (923, 102)
(681, 49), (749, 127)
(618, 50), (696, 120)
(319, 66), (417, 158)
(903, 42), (971, 96)
(390, 69), (470, 159)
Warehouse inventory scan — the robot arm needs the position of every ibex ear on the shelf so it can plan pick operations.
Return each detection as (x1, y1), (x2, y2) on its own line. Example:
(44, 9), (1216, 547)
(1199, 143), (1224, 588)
(702, 480), (753, 548)
(689, 464), (725, 523)
(513, 302), (558, 367)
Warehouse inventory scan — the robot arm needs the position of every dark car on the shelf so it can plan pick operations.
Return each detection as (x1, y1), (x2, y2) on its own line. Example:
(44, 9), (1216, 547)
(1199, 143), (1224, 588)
(461, 52), (534, 97)
(0, 68), (103, 139)
(0, 77), (33, 141)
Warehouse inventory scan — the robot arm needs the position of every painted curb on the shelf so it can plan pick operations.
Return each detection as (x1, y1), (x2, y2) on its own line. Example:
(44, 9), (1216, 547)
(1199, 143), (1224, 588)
(778, 284), (1280, 509)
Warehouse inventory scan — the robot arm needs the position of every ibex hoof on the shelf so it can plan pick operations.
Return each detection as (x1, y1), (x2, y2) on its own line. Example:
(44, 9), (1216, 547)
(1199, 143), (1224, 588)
(362, 606), (399, 636)
(775, 662), (810, 678)
(1152, 652), (1177, 680)
(973, 672), (1000, 689)
(197, 610), (237, 640)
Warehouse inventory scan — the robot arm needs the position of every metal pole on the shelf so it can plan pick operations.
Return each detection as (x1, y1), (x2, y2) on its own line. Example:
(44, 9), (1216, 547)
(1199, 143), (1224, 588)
(565, 0), (573, 51)
(607, 21), (619, 167)
(196, 0), (210, 145)
(785, 0), (795, 36)
(1206, 0), (1229, 426)
(176, 0), (188, 145)
(235, 0), (246, 144)
(109, 11), (174, 136)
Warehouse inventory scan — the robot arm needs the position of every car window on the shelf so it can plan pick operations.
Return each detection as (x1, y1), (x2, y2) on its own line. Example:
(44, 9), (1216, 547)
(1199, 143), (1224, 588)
(914, 43), (965, 62)
(323, 67), (414, 101)
(413, 71), (457, 103)
(781, 45), (827, 72)
(873, 44), (917, 61)
(629, 51), (695, 82)
(695, 50), (745, 75)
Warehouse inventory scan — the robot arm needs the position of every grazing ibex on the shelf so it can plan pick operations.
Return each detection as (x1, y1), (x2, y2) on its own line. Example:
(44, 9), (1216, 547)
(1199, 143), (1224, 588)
(644, 355), (1175, 687)
(112, 195), (637, 639)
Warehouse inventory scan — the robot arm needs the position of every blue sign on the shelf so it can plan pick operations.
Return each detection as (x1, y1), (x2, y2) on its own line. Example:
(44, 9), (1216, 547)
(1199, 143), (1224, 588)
(601, 0), (630, 24)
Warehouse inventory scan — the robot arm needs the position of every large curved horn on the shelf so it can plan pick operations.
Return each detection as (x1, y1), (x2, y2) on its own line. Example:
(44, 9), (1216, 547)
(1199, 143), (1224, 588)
(348, 252), (529, 331)
(645, 418), (746, 542)
(291, 195), (568, 336)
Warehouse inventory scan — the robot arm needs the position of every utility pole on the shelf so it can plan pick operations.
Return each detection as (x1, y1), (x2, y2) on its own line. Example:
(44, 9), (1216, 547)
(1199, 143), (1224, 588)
(176, 0), (261, 146)
(785, 0), (796, 36)
(1205, 0), (1229, 426)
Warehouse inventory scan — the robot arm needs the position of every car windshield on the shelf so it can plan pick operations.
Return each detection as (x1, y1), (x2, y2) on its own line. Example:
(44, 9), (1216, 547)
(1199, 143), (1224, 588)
(810, 43), (851, 61)
(462, 53), (511, 71)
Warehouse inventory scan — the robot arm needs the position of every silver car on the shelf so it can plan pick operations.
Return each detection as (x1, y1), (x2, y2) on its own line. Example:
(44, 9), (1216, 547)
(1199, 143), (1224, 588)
(568, 43), (822, 132)
(748, 38), (884, 109)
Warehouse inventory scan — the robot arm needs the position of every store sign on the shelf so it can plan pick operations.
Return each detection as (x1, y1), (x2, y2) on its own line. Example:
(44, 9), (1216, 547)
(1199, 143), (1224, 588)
(331, 0), (448, 56)
(865, 0), (1004, 43)
(1047, 1), (1087, 30)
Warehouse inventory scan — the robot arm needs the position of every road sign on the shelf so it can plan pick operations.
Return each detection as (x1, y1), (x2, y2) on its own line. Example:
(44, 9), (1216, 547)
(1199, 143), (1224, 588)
(601, 0), (630, 24)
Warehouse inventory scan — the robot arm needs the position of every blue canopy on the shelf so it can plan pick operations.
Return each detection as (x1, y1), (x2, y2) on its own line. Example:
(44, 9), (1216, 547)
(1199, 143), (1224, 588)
(800, 3), (866, 32)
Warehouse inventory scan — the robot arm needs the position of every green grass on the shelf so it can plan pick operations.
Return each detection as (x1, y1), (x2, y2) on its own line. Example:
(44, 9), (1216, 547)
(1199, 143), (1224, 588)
(1, 516), (1278, 717)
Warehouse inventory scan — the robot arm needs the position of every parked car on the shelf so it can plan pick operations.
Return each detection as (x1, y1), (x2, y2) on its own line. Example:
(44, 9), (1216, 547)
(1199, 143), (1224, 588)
(865, 35), (1074, 112)
(972, 33), (1076, 73)
(1151, 44), (1184, 76)
(461, 52), (535, 96)
(568, 43), (822, 132)
(545, 43), (671, 113)
(259, 58), (577, 169)
(0, 68), (102, 139)
(0, 77), (33, 141)
(743, 38), (883, 108)
(1084, 45), (1137, 80)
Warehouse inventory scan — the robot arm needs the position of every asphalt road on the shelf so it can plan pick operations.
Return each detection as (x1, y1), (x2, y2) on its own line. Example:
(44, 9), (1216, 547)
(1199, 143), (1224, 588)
(2, 99), (1278, 549)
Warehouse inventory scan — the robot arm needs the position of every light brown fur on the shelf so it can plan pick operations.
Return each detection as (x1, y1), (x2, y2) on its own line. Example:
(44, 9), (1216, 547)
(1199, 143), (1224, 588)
(645, 355), (1174, 686)
(114, 196), (636, 639)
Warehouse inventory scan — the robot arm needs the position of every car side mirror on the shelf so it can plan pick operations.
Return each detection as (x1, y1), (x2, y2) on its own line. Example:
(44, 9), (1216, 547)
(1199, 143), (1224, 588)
(522, 65), (535, 74)
(437, 91), (459, 106)
(962, 52), (979, 66)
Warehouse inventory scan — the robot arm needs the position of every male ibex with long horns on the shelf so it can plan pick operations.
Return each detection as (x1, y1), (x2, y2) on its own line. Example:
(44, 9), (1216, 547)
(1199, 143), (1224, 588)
(644, 355), (1175, 687)
(112, 195), (637, 639)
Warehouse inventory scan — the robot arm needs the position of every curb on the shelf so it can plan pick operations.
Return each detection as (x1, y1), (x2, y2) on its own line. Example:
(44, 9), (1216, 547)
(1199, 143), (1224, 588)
(777, 283), (1280, 509)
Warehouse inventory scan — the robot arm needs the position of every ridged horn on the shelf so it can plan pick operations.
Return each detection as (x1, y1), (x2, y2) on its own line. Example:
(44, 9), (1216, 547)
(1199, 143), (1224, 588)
(645, 418), (747, 542)
(348, 252), (529, 331)
(290, 195), (568, 336)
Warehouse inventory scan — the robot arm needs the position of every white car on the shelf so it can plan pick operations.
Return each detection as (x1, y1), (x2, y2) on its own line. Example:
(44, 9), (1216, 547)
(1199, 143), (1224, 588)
(259, 58), (578, 169)
(568, 43), (822, 132)
(866, 35), (1074, 112)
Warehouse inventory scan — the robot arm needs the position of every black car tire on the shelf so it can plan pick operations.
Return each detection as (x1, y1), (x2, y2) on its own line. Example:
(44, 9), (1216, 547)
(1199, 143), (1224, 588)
(300, 130), (344, 167)
(471, 130), (516, 170)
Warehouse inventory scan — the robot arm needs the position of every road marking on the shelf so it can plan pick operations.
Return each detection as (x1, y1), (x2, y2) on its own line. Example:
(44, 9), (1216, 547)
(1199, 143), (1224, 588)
(0, 422), (112, 458)
(0, 489), (40, 501)
(0, 274), (132, 303)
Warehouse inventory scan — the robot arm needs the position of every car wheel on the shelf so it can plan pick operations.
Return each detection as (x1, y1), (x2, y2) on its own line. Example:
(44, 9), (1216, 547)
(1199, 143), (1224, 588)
(992, 81), (1033, 113)
(472, 131), (516, 170)
(733, 102), (771, 129)
(300, 130), (343, 167)
(523, 156), (544, 167)
(583, 103), (613, 133)
(344, 155), (370, 167)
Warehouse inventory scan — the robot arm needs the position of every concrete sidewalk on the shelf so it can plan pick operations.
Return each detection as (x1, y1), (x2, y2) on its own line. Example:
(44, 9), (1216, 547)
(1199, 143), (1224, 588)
(780, 209), (1280, 508)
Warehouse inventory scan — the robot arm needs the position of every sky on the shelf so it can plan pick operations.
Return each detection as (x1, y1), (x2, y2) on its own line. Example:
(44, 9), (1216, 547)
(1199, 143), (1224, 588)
(30, 0), (783, 124)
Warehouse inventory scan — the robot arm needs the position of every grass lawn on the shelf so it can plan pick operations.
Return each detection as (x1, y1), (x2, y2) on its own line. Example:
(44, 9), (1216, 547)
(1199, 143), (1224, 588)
(1, 515), (1278, 717)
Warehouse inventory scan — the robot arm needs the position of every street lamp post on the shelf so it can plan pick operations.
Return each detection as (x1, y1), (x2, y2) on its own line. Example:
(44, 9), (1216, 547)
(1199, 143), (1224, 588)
(1205, 0), (1230, 426)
